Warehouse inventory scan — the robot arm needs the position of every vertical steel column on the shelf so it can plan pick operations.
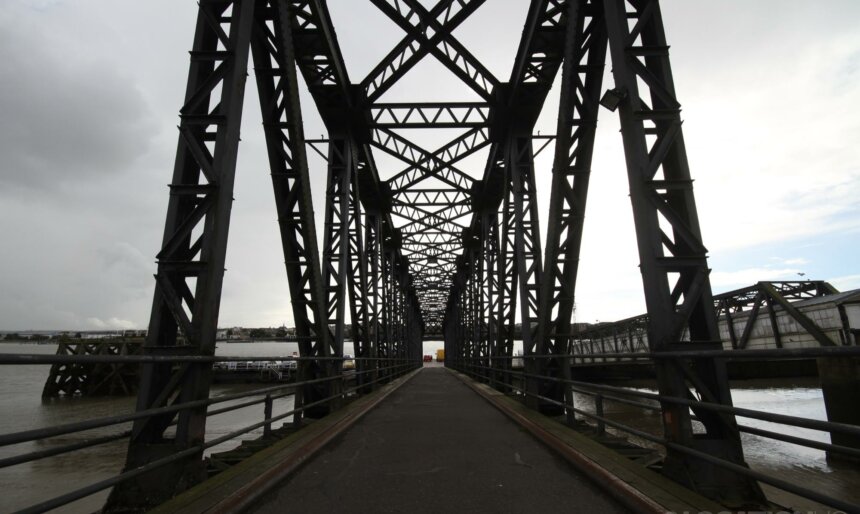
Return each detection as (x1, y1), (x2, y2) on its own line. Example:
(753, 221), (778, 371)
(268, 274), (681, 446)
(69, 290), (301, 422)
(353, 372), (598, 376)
(317, 136), (353, 416)
(443, 298), (456, 369)
(457, 263), (466, 372)
(250, 0), (330, 424)
(405, 294), (413, 366)
(106, 1), (256, 508)
(495, 163), (517, 391)
(363, 213), (382, 390)
(447, 266), (461, 372)
(603, 0), (765, 503)
(408, 292), (423, 364)
(398, 265), (410, 360)
(507, 135), (549, 413)
(457, 270), (468, 372)
(380, 248), (396, 381)
(392, 262), (404, 359)
(390, 260), (399, 363)
(472, 244), (484, 378)
(345, 157), (371, 387)
(474, 232), (489, 380)
(536, 0), (607, 421)
(404, 295), (413, 371)
(482, 210), (500, 387)
(465, 254), (477, 376)
(392, 254), (403, 366)
(402, 275), (410, 367)
(469, 253), (479, 376)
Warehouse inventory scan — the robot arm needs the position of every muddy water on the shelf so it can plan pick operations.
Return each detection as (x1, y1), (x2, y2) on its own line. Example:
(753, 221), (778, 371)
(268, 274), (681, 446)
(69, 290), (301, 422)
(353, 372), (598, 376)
(0, 342), (303, 513)
(573, 377), (860, 510)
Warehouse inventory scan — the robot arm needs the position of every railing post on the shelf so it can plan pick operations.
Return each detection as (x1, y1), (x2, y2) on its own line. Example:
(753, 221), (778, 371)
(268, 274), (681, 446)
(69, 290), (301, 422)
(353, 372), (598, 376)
(594, 393), (605, 437)
(263, 394), (273, 438)
(818, 356), (860, 461)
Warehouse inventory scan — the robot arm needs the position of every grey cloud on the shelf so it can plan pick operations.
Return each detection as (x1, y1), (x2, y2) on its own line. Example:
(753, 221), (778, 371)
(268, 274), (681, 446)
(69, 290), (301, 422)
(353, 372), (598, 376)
(0, 16), (157, 193)
(1, 0), (859, 331)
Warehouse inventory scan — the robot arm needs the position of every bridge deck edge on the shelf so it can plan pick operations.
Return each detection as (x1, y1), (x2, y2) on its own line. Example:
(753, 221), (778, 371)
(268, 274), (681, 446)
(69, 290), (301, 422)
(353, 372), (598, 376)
(446, 368), (726, 514)
(149, 368), (423, 514)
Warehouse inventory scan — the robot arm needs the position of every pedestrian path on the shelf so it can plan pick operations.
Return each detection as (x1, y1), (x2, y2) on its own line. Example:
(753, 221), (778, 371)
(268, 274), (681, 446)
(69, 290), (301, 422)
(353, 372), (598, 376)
(251, 367), (625, 513)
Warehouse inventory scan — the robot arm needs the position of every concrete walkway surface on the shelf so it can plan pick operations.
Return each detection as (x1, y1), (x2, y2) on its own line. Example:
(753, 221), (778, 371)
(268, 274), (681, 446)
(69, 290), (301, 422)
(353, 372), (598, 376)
(251, 367), (625, 513)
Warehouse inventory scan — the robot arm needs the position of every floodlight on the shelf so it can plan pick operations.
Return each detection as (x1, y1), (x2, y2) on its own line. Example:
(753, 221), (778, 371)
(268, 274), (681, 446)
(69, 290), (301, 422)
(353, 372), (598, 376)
(599, 88), (626, 111)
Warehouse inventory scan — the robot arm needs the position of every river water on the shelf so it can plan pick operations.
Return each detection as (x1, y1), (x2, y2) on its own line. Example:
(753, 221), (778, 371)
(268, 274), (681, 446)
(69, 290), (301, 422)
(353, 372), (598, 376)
(572, 379), (860, 511)
(0, 341), (314, 513)
(1, 342), (857, 512)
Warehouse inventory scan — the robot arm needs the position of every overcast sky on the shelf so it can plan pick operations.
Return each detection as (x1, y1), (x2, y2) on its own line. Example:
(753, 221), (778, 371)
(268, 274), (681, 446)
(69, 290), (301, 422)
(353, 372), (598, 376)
(1, 0), (858, 331)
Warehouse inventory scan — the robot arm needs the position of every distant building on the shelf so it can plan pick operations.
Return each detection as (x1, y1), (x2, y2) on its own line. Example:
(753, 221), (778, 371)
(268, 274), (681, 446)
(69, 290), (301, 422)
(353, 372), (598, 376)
(81, 331), (122, 340)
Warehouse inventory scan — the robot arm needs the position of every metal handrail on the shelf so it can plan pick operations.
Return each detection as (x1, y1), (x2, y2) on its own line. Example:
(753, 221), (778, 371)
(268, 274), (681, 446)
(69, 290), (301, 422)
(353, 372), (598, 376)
(0, 353), (419, 514)
(458, 359), (860, 440)
(17, 362), (416, 514)
(449, 355), (860, 512)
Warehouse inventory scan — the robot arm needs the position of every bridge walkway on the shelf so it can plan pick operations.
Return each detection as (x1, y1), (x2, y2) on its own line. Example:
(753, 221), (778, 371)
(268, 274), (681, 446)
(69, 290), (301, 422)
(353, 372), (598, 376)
(154, 366), (725, 513)
(250, 367), (624, 514)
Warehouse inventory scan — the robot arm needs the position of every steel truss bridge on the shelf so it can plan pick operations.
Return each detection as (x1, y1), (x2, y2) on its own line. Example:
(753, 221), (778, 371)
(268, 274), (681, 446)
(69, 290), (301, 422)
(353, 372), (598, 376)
(566, 280), (853, 364)
(2, 1), (859, 513)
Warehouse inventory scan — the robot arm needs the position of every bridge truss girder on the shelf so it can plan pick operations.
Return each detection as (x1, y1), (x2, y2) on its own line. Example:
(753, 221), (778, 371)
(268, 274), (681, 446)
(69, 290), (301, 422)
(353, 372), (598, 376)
(112, 0), (766, 509)
(444, 0), (767, 505)
(107, 0), (423, 509)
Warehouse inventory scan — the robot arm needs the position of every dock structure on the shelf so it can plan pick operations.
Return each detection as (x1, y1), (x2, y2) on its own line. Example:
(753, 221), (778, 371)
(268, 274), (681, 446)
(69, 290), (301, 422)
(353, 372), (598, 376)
(42, 341), (141, 397)
(41, 344), (298, 397)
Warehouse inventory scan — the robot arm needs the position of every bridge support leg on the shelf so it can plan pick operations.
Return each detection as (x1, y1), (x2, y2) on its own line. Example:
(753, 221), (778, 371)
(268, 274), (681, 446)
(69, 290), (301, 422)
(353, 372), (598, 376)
(494, 163), (516, 394)
(469, 247), (481, 379)
(250, 0), (331, 426)
(536, 0), (608, 424)
(362, 213), (382, 392)
(481, 209), (498, 386)
(603, 0), (765, 505)
(448, 268), (465, 373)
(314, 136), (359, 416)
(345, 148), (371, 394)
(380, 248), (397, 382)
(507, 134), (557, 415)
(105, 1), (256, 510)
